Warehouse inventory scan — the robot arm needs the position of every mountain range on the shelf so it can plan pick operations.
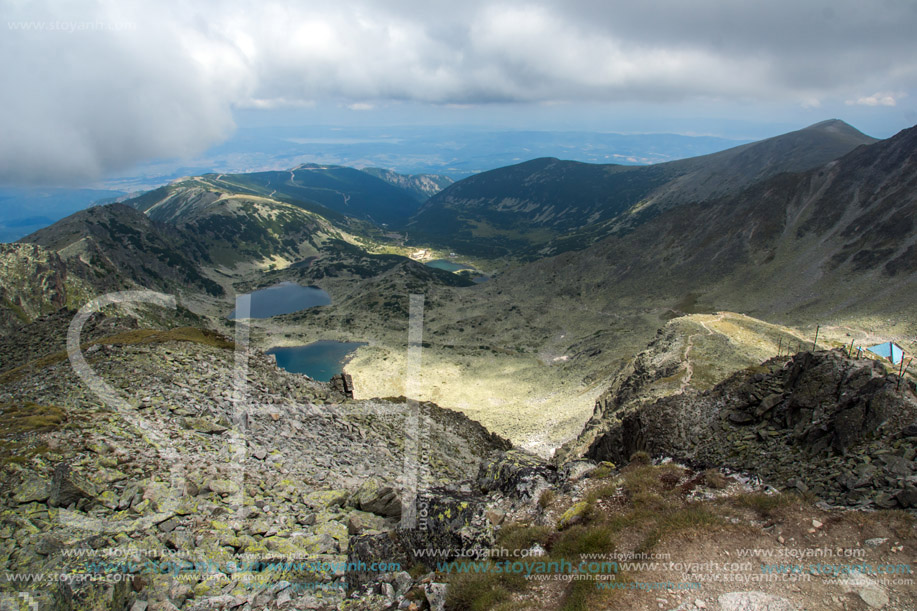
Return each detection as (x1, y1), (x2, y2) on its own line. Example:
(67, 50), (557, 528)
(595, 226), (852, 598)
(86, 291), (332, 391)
(409, 119), (879, 257)
(1, 119), (916, 610)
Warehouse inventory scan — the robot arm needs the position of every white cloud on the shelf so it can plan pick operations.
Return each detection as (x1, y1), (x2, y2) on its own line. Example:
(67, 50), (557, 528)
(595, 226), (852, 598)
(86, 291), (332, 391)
(846, 92), (906, 107)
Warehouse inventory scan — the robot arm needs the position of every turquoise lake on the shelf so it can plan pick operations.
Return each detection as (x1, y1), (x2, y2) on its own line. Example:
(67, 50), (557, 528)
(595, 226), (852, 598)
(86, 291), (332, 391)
(228, 282), (331, 319)
(266, 341), (367, 382)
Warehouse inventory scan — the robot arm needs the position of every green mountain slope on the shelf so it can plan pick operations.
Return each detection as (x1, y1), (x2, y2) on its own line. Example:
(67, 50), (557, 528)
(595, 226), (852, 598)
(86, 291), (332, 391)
(125, 178), (353, 269)
(202, 165), (427, 226)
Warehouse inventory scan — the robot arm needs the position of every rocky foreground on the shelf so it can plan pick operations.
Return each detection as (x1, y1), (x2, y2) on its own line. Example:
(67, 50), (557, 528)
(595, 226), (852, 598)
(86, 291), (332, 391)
(0, 312), (508, 610)
(0, 311), (915, 610)
(581, 349), (917, 511)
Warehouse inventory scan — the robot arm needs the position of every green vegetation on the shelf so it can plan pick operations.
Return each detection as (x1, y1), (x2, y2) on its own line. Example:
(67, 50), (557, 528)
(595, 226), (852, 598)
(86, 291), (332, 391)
(0, 402), (66, 466)
(728, 491), (805, 518)
(0, 401), (66, 436)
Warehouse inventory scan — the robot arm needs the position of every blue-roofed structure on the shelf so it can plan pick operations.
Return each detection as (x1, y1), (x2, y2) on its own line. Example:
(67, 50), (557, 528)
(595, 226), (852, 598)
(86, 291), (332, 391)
(866, 341), (905, 365)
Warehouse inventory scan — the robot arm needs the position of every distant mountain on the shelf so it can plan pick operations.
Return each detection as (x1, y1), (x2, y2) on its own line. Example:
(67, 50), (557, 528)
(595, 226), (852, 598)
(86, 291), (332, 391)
(494, 122), (916, 325)
(410, 120), (878, 257)
(359, 167), (453, 202)
(183, 165), (426, 227)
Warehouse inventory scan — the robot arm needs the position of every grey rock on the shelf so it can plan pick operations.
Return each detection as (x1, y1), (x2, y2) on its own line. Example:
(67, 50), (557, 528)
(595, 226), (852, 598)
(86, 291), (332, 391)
(48, 462), (96, 508)
(351, 479), (402, 518)
(424, 583), (448, 611)
(14, 474), (51, 504)
(476, 450), (557, 502)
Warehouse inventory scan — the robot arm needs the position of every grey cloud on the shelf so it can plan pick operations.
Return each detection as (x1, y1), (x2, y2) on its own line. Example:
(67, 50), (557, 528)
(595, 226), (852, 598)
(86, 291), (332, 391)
(1, 0), (915, 184)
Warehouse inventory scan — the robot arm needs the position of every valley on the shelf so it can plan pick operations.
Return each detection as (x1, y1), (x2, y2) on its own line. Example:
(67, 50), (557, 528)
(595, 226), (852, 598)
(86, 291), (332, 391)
(1, 120), (916, 611)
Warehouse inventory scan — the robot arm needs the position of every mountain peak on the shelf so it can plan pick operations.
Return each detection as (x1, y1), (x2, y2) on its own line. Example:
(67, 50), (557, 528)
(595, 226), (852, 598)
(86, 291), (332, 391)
(803, 118), (876, 141)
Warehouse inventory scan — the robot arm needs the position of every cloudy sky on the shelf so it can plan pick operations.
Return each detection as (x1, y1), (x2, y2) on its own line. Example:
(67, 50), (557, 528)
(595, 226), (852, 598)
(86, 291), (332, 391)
(2, 0), (916, 185)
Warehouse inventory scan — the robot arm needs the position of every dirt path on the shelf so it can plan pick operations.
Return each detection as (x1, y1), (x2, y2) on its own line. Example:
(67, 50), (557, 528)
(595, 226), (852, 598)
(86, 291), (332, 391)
(680, 313), (723, 392)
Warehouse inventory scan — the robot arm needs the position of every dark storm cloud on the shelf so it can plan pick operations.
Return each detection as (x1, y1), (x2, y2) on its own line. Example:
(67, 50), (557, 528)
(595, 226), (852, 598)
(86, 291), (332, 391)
(1, 0), (914, 184)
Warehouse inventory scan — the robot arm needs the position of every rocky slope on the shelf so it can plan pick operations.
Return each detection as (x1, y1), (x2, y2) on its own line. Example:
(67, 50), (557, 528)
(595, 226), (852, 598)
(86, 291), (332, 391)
(0, 312), (510, 610)
(358, 169), (453, 203)
(20, 205), (223, 298)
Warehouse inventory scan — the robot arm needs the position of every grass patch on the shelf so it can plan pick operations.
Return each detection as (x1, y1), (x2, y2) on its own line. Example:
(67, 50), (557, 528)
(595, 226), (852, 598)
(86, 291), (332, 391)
(622, 463), (686, 498)
(628, 451), (651, 466)
(702, 469), (730, 490)
(635, 505), (723, 554)
(444, 567), (526, 611)
(538, 489), (556, 509)
(0, 402), (65, 466)
(585, 481), (620, 504)
(551, 525), (615, 557)
(0, 402), (66, 436)
(730, 491), (802, 517)
(497, 523), (553, 553)
(588, 462), (616, 479)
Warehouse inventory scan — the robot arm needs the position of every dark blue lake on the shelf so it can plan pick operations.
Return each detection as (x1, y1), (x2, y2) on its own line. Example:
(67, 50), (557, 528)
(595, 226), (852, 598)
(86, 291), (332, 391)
(266, 341), (367, 382)
(228, 282), (331, 319)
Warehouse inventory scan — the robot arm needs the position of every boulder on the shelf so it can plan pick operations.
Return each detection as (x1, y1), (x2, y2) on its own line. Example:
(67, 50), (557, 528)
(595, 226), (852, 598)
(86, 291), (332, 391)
(349, 479), (402, 517)
(48, 463), (96, 508)
(398, 489), (494, 567)
(330, 373), (354, 399)
(476, 450), (557, 502)
(14, 474), (51, 504)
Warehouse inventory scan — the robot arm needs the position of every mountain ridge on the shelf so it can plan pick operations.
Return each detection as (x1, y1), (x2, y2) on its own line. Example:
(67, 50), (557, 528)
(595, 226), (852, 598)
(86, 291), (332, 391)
(409, 119), (879, 257)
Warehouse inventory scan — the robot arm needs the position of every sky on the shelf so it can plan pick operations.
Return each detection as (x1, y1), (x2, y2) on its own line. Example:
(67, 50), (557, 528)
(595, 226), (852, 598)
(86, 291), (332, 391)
(2, 0), (916, 186)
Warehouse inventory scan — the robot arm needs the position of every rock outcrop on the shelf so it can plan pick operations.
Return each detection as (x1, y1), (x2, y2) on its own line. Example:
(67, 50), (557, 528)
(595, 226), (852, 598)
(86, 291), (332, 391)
(585, 349), (917, 508)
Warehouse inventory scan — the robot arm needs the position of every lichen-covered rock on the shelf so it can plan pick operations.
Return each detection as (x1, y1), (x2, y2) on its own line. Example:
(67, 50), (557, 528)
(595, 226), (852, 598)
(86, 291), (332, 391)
(181, 417), (227, 434)
(476, 449), (557, 502)
(349, 479), (402, 517)
(48, 462), (97, 508)
(14, 474), (51, 504)
(585, 350), (917, 508)
(303, 489), (350, 510)
(347, 532), (409, 592)
(557, 501), (590, 530)
(55, 575), (132, 611)
(399, 489), (494, 566)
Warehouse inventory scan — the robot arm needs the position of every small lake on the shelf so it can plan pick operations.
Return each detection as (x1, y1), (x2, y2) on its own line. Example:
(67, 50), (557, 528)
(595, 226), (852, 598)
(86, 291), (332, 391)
(228, 282), (331, 319)
(425, 259), (475, 272)
(266, 340), (367, 382)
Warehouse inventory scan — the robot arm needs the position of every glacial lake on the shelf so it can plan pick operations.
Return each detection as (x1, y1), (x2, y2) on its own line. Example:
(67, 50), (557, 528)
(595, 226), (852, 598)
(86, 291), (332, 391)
(266, 340), (367, 382)
(425, 259), (475, 272)
(228, 282), (331, 319)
